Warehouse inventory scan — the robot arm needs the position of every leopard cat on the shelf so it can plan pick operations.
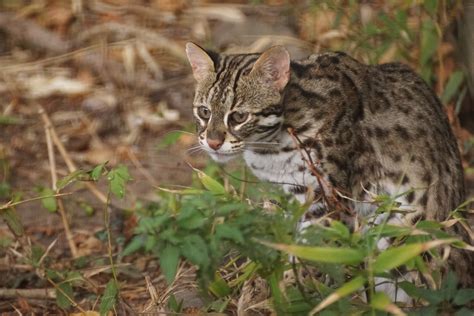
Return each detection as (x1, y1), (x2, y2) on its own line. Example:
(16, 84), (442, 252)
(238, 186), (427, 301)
(185, 42), (474, 293)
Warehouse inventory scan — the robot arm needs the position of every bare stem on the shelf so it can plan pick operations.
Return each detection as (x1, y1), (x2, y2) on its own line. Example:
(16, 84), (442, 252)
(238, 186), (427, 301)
(40, 106), (78, 258)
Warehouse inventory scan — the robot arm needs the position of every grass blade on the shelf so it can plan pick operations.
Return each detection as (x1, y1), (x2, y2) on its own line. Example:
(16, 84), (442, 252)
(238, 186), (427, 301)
(309, 276), (366, 315)
(258, 240), (365, 265)
(193, 168), (226, 195)
(373, 239), (457, 273)
(370, 292), (406, 316)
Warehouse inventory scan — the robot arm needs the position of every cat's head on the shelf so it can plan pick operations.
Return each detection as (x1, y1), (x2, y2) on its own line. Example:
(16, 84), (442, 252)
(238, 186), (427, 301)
(185, 42), (290, 162)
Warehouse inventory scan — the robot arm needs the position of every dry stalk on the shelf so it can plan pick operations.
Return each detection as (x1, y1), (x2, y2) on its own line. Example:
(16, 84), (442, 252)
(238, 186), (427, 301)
(37, 105), (108, 204)
(40, 106), (79, 259)
(144, 275), (160, 309)
(103, 190), (119, 285)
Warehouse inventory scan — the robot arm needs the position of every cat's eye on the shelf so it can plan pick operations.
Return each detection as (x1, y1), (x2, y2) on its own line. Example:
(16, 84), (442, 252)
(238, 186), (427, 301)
(197, 106), (211, 120)
(229, 112), (249, 124)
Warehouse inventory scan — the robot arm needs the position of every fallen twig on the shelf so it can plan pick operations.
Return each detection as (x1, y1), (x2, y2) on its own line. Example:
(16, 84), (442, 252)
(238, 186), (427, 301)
(0, 288), (56, 300)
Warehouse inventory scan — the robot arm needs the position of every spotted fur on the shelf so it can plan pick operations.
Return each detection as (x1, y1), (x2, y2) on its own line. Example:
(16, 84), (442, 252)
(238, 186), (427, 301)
(185, 43), (473, 288)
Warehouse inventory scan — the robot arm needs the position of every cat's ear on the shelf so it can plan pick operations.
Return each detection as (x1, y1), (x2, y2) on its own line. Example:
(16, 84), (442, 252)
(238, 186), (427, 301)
(186, 42), (215, 82)
(250, 46), (290, 91)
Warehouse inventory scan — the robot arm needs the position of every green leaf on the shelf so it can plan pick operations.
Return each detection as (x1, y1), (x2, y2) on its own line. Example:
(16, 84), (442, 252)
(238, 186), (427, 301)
(56, 282), (74, 309)
(416, 220), (443, 229)
(107, 165), (132, 199)
(121, 235), (145, 257)
(177, 208), (206, 229)
(441, 71), (464, 105)
(443, 271), (458, 301)
(370, 292), (405, 315)
(310, 276), (366, 315)
(259, 241), (365, 265)
(168, 294), (183, 312)
(399, 280), (447, 305)
(367, 224), (412, 238)
(160, 244), (180, 284)
(99, 279), (118, 316)
(180, 234), (210, 268)
(209, 273), (231, 297)
(229, 261), (259, 287)
(56, 170), (88, 190)
(194, 168), (226, 195)
(373, 239), (456, 273)
(329, 221), (350, 240)
(216, 224), (244, 244)
(269, 270), (286, 314)
(40, 188), (57, 212)
(420, 19), (438, 66)
(91, 162), (107, 181)
(1, 207), (24, 236)
(454, 289), (474, 305)
(417, 288), (445, 305)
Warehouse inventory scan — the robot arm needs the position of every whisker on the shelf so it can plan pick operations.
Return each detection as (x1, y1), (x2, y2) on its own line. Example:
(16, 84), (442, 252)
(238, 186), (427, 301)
(186, 145), (203, 152)
(245, 141), (279, 145)
(164, 129), (196, 136)
(187, 147), (203, 153)
(244, 144), (278, 150)
(187, 148), (207, 156)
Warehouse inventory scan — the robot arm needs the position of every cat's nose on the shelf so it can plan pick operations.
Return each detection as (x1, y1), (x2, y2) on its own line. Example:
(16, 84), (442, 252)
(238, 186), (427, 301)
(207, 138), (224, 150)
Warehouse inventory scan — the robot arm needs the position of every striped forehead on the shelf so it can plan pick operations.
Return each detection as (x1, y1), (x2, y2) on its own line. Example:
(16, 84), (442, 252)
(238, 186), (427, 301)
(204, 54), (259, 106)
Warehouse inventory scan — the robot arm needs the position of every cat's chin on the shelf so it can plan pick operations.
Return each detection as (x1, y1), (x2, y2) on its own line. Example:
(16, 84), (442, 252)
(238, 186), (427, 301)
(208, 152), (239, 163)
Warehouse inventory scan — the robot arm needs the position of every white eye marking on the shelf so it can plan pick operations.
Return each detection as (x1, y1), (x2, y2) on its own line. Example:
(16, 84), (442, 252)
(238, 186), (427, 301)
(223, 112), (230, 128)
(224, 111), (251, 131)
(258, 114), (280, 126)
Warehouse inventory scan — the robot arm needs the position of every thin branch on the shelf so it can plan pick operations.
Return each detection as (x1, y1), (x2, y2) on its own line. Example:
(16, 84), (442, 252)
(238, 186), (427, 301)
(0, 192), (73, 211)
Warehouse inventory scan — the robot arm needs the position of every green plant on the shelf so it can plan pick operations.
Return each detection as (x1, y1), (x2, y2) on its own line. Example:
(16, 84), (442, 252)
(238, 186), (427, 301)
(124, 166), (474, 315)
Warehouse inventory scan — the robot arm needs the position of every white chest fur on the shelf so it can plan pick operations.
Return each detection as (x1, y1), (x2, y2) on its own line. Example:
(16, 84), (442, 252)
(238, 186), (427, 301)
(243, 148), (319, 203)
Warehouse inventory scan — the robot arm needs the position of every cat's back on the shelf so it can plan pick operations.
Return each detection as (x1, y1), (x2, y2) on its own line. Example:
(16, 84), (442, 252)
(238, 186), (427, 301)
(288, 51), (464, 216)
(365, 61), (465, 215)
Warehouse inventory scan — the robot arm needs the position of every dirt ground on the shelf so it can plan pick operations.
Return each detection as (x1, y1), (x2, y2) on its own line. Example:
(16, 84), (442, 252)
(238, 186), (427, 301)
(0, 1), (473, 314)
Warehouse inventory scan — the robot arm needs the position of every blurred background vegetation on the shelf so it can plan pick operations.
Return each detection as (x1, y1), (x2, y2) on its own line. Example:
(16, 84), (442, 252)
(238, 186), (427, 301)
(0, 0), (473, 314)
